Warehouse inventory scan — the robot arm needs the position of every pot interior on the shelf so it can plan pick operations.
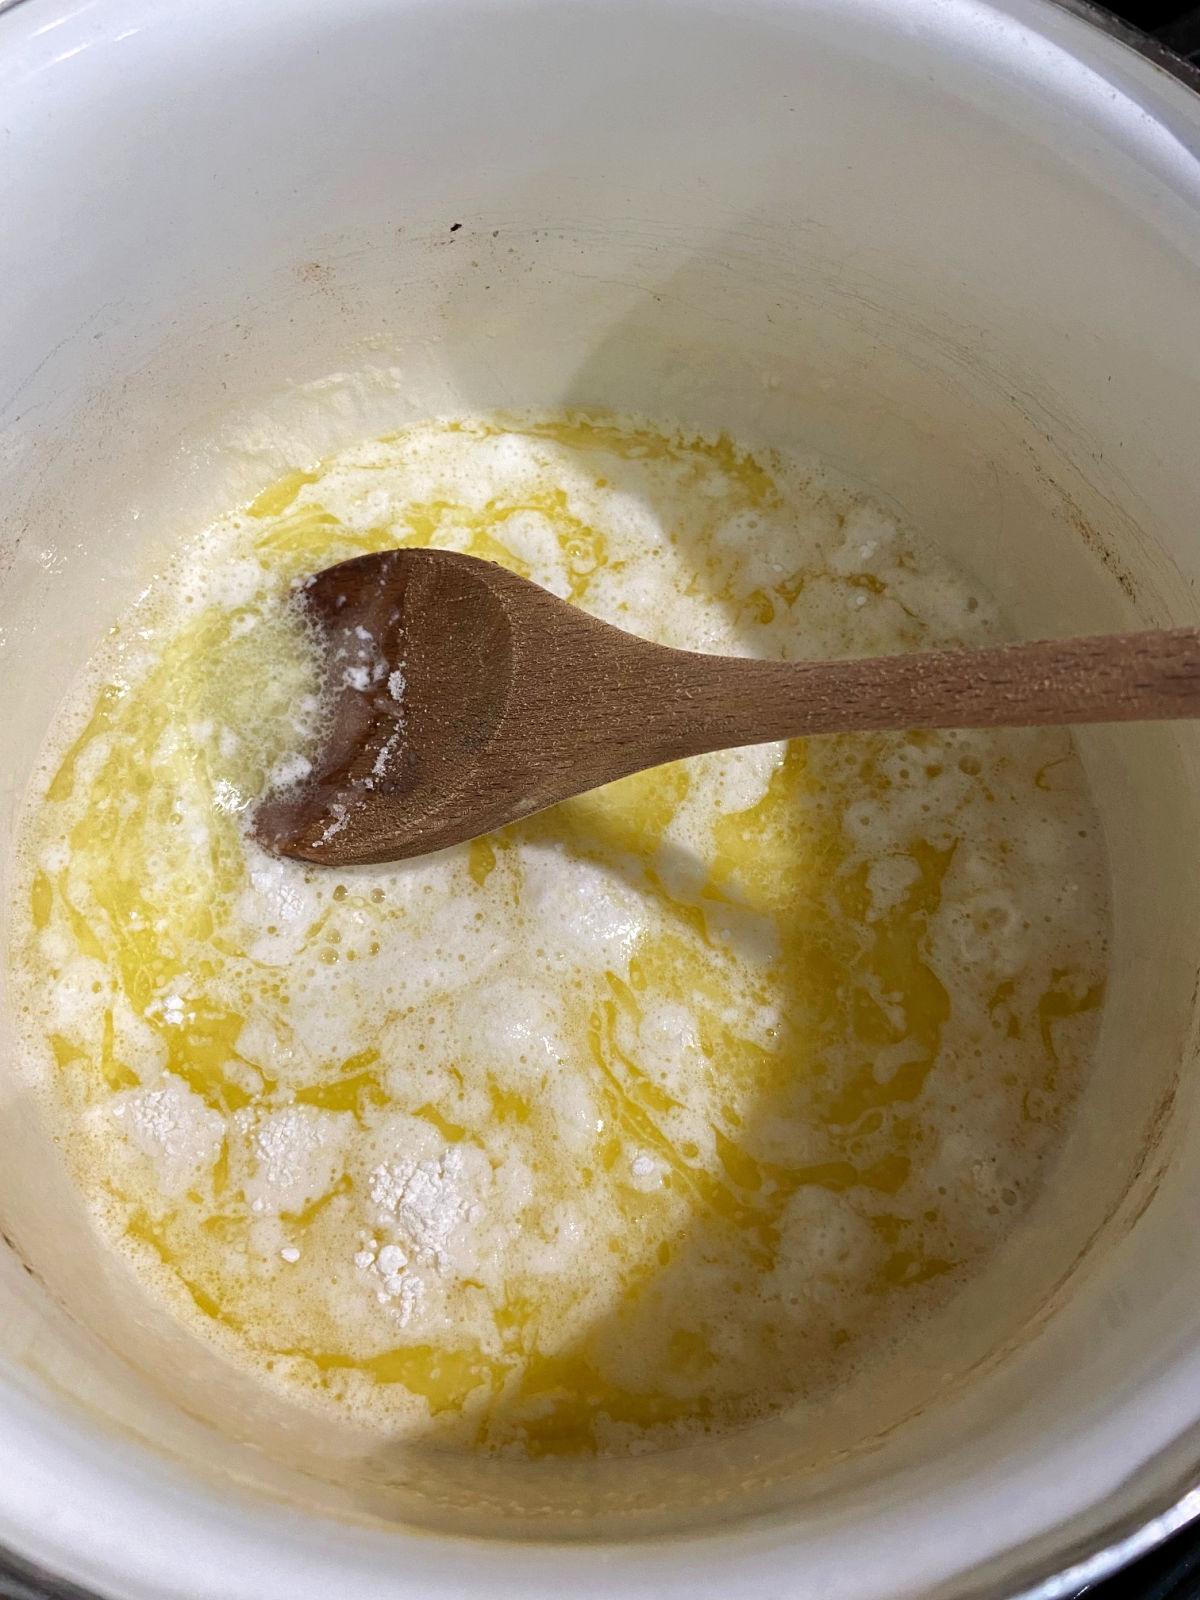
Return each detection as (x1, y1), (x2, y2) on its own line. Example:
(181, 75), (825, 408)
(2, 0), (1200, 1594)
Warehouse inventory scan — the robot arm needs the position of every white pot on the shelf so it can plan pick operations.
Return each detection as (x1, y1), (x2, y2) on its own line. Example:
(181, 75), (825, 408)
(3, 0), (1200, 1595)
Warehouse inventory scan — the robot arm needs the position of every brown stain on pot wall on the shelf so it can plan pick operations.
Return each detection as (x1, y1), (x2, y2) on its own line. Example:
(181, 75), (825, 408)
(1014, 430), (1152, 612)
(296, 261), (335, 293)
(0, 1227), (40, 1283)
(1114, 1082), (1180, 1234)
(1055, 483), (1142, 605)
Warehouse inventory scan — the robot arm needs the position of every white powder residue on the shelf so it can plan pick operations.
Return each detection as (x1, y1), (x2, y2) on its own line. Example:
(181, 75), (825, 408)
(371, 729), (404, 780)
(110, 1076), (226, 1197)
(237, 1104), (349, 1215)
(336, 625), (388, 694)
(367, 1142), (482, 1270)
(318, 802), (349, 842)
(355, 1240), (425, 1325)
(356, 1141), (499, 1326)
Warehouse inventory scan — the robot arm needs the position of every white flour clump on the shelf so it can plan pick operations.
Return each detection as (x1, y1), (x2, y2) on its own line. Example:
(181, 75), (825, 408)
(237, 1105), (349, 1215)
(354, 1238), (426, 1326)
(109, 1076), (225, 1197)
(356, 1139), (493, 1328)
(367, 1142), (483, 1269)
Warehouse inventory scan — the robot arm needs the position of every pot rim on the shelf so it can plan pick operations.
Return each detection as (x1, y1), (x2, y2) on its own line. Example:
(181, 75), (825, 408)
(1, 0), (1198, 1596)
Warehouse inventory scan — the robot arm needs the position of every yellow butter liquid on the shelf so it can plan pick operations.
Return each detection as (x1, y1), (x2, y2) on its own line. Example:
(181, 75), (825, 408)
(12, 415), (1108, 1454)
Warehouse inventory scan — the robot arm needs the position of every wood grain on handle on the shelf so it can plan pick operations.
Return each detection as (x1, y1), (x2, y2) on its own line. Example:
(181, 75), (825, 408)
(615, 627), (1200, 762)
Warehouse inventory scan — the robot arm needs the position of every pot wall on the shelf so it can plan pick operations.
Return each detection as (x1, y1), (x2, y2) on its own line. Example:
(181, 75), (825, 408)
(3, 0), (1200, 1595)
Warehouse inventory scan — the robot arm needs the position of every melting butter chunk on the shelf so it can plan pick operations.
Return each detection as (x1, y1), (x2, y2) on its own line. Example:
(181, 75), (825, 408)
(10, 412), (1109, 1456)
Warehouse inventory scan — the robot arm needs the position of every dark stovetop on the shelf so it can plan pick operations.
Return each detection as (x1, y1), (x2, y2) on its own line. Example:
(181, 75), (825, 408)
(1110, 0), (1200, 60)
(1087, 1524), (1200, 1600)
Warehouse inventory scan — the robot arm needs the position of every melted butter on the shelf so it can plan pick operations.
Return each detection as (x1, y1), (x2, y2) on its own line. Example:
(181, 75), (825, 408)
(10, 413), (1109, 1455)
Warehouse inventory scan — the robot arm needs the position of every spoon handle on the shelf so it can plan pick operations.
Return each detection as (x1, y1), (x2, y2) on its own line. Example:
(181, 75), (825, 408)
(634, 627), (1200, 754)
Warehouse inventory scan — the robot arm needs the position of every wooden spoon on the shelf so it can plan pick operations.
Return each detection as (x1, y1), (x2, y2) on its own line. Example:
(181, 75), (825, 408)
(252, 547), (1200, 867)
